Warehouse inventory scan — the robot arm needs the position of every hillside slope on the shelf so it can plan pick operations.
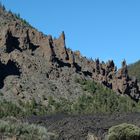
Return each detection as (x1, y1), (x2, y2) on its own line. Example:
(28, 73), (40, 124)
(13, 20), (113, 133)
(128, 60), (140, 82)
(0, 5), (140, 106)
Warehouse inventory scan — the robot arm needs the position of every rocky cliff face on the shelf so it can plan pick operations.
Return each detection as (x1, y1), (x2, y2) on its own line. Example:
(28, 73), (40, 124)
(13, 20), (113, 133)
(0, 6), (140, 104)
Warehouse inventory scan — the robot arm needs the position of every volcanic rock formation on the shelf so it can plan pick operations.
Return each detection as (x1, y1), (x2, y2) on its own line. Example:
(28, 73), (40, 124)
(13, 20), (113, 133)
(0, 6), (140, 103)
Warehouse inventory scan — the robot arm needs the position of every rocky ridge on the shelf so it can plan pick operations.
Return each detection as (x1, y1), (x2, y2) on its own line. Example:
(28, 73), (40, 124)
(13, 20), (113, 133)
(0, 6), (140, 104)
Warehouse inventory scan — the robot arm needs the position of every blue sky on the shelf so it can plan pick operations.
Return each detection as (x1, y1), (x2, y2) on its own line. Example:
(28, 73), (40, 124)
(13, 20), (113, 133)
(1, 0), (140, 68)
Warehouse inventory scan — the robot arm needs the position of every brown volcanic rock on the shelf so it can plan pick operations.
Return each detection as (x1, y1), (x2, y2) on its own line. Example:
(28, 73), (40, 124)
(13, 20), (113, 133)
(0, 6), (140, 103)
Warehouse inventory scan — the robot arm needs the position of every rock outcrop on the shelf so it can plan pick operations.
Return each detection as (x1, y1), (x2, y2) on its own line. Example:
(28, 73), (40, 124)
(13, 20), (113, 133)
(0, 6), (140, 103)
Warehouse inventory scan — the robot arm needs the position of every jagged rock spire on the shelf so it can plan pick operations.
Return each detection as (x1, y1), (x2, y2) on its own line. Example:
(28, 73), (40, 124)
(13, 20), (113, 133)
(121, 59), (128, 77)
(58, 31), (66, 48)
(61, 31), (65, 41)
(122, 59), (127, 68)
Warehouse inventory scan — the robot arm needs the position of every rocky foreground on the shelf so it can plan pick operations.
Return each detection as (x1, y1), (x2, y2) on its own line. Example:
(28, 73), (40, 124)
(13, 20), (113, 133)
(25, 113), (140, 140)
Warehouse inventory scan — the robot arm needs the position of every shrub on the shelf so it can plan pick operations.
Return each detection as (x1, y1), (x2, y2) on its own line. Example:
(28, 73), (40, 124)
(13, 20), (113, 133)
(0, 100), (23, 118)
(46, 96), (73, 114)
(0, 99), (48, 118)
(107, 123), (140, 140)
(0, 118), (49, 140)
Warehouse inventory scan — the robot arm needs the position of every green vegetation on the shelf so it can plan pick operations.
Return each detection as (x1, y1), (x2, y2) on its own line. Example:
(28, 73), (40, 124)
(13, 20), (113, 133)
(0, 99), (49, 118)
(1, 79), (140, 118)
(0, 117), (49, 140)
(72, 79), (140, 114)
(128, 60), (140, 82)
(107, 123), (140, 140)
(0, 100), (23, 118)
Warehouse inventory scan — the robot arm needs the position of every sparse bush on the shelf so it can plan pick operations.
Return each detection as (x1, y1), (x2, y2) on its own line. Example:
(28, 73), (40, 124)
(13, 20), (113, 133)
(46, 96), (73, 114)
(0, 99), (48, 118)
(107, 123), (140, 140)
(0, 100), (23, 118)
(0, 118), (49, 140)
